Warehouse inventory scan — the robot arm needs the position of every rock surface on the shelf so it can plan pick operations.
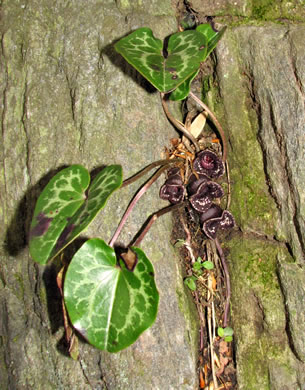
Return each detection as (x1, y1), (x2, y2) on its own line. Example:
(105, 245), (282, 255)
(187, 0), (305, 20)
(1, 0), (305, 389)
(213, 22), (305, 389)
(0, 1), (199, 389)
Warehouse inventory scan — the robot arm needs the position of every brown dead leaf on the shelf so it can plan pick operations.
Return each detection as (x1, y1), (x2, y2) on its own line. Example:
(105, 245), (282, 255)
(69, 333), (79, 361)
(211, 272), (217, 291)
(199, 369), (205, 388)
(216, 356), (229, 377)
(120, 248), (138, 271)
(189, 112), (207, 139)
(56, 266), (65, 295)
(219, 340), (229, 354)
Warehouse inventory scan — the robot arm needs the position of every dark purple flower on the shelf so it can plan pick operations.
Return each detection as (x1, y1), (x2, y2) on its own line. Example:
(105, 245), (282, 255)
(202, 210), (235, 240)
(164, 168), (183, 186)
(187, 173), (209, 195)
(193, 150), (224, 178)
(199, 204), (223, 224)
(189, 181), (224, 213)
(159, 168), (185, 204)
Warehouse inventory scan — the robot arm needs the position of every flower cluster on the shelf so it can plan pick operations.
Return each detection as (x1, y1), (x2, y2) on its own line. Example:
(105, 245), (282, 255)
(159, 168), (185, 204)
(160, 150), (234, 239)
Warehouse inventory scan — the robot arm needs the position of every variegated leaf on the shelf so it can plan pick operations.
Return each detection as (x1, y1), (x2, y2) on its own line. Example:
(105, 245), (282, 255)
(29, 165), (122, 264)
(115, 27), (207, 93)
(64, 239), (159, 352)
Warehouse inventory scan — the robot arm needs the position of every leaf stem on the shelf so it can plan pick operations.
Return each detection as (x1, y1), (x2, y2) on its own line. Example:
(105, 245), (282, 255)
(122, 158), (183, 188)
(189, 91), (227, 162)
(109, 165), (171, 247)
(133, 201), (187, 247)
(160, 93), (200, 153)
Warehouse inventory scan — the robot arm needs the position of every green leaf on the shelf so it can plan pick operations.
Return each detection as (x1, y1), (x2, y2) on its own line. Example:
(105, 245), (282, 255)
(29, 165), (90, 264)
(169, 69), (199, 101)
(29, 165), (122, 264)
(218, 326), (234, 339)
(173, 239), (186, 248)
(196, 24), (227, 58)
(64, 239), (159, 352)
(223, 327), (234, 337)
(169, 24), (226, 100)
(224, 335), (233, 342)
(50, 165), (123, 259)
(114, 27), (207, 93)
(192, 261), (202, 271)
(184, 276), (197, 291)
(202, 260), (214, 270)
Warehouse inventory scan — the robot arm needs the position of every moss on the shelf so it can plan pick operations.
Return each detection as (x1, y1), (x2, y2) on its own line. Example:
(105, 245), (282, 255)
(237, 333), (299, 389)
(209, 90), (277, 236)
(201, 75), (212, 101)
(39, 285), (48, 306)
(224, 235), (299, 387)
(175, 261), (199, 353)
(252, 0), (279, 20)
(13, 273), (25, 301)
(209, 0), (305, 25)
(226, 235), (280, 291)
(206, 29), (282, 237)
(251, 0), (305, 21)
(238, 342), (270, 389)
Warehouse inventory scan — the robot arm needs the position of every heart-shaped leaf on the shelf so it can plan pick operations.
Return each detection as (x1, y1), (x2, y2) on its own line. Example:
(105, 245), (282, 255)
(196, 24), (227, 58)
(114, 27), (207, 93)
(169, 69), (199, 101)
(64, 239), (159, 352)
(29, 165), (122, 264)
(168, 24), (227, 101)
(49, 165), (123, 259)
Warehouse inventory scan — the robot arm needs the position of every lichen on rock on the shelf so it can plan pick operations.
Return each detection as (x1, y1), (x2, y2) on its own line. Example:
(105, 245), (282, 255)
(213, 23), (305, 388)
(0, 1), (199, 389)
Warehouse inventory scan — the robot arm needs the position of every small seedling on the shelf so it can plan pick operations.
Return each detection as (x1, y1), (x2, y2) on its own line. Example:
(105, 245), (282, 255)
(202, 260), (214, 270)
(184, 257), (214, 291)
(217, 326), (234, 342)
(193, 257), (214, 273)
(184, 275), (198, 291)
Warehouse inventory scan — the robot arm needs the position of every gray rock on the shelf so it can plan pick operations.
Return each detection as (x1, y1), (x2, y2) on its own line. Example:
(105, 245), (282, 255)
(188, 0), (252, 17)
(278, 259), (305, 363)
(188, 0), (305, 20)
(216, 24), (305, 261)
(0, 1), (199, 389)
(214, 23), (305, 388)
(234, 24), (305, 264)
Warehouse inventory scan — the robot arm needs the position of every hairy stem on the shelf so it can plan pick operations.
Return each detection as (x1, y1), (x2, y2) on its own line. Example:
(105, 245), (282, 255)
(109, 165), (170, 247)
(189, 91), (227, 162)
(214, 238), (231, 327)
(160, 93), (200, 152)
